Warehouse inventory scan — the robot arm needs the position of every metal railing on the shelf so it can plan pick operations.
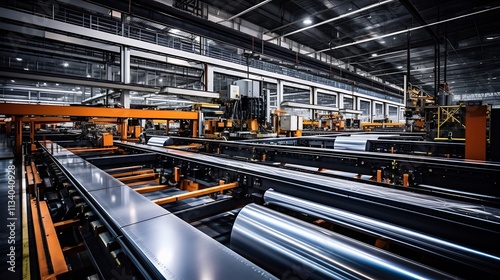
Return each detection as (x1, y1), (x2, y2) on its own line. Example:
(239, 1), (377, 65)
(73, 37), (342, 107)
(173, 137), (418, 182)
(4, 2), (402, 103)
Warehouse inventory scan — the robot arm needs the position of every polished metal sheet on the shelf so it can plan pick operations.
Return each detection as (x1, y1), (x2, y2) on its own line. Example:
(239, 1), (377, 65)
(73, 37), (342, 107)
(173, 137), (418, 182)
(231, 204), (458, 280)
(119, 141), (500, 222)
(264, 190), (500, 276)
(333, 134), (397, 151)
(87, 185), (168, 228)
(50, 150), (124, 192)
(122, 213), (276, 280)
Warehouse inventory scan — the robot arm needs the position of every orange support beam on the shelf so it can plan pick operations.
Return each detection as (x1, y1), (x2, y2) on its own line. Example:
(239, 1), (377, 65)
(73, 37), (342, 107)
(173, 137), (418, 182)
(465, 105), (487, 160)
(117, 173), (157, 182)
(31, 199), (68, 279)
(15, 117), (22, 156)
(174, 167), (181, 183)
(153, 182), (238, 205)
(66, 147), (118, 153)
(126, 179), (158, 187)
(134, 185), (170, 194)
(111, 169), (154, 178)
(402, 174), (409, 187)
(0, 103), (198, 120)
(376, 170), (382, 183)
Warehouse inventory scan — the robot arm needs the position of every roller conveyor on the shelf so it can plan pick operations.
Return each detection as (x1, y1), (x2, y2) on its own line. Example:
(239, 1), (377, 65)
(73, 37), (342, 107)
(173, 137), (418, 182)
(165, 136), (499, 199)
(40, 141), (276, 280)
(264, 189), (500, 278)
(231, 204), (458, 280)
(116, 141), (500, 258)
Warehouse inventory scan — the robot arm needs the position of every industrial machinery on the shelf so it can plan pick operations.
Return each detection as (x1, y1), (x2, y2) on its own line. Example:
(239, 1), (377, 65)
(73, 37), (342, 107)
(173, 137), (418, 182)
(216, 79), (274, 139)
(4, 103), (499, 279)
(23, 139), (500, 279)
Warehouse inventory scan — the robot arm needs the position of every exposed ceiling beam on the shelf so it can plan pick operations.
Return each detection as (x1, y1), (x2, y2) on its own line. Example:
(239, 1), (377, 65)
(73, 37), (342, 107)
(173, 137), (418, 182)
(217, 0), (273, 23)
(267, 0), (395, 41)
(310, 5), (500, 54)
(399, 0), (441, 43)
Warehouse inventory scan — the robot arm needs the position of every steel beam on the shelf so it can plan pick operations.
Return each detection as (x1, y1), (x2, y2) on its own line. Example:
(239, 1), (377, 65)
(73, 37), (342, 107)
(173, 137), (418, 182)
(0, 103), (198, 120)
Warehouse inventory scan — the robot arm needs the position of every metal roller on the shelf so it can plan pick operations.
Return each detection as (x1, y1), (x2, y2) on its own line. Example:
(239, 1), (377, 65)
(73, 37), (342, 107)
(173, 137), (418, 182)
(231, 204), (458, 280)
(264, 189), (500, 278)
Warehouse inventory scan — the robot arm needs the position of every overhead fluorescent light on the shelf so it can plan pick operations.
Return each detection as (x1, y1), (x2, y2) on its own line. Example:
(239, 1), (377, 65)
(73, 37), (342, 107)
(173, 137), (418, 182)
(397, 66), (403, 69)
(23, 68), (29, 71)
(371, 53), (378, 57)
(10, 80), (15, 82)
(16, 58), (22, 61)
(303, 18), (312, 25)
(63, 62), (69, 67)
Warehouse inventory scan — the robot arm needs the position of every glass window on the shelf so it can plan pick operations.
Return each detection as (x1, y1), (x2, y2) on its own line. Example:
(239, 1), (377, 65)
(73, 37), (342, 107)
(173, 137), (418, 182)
(343, 97), (353, 110)
(317, 92), (337, 107)
(374, 103), (384, 120)
(359, 100), (371, 122)
(388, 105), (398, 122)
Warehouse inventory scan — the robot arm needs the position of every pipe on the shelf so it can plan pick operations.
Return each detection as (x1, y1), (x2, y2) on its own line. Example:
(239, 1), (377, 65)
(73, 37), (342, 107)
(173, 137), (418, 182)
(231, 203), (458, 280)
(263, 189), (500, 278)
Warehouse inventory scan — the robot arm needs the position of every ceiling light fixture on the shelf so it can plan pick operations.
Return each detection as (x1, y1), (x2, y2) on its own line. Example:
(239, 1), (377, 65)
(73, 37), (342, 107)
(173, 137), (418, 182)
(397, 66), (403, 69)
(10, 80), (15, 83)
(380, 40), (386, 44)
(159, 78), (163, 82)
(43, 82), (47, 86)
(371, 53), (378, 57)
(56, 83), (59, 86)
(63, 62), (69, 67)
(486, 36), (497, 40)
(303, 18), (312, 25)
(23, 68), (29, 71)
(16, 57), (22, 61)
(86, 74), (91, 78)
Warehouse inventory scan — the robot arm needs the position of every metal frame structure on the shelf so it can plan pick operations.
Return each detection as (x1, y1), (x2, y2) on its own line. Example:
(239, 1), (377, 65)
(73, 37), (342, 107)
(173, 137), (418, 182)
(164, 136), (499, 200)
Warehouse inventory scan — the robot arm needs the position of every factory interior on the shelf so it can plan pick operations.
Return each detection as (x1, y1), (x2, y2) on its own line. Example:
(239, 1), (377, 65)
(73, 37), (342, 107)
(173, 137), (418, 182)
(1, 0), (500, 279)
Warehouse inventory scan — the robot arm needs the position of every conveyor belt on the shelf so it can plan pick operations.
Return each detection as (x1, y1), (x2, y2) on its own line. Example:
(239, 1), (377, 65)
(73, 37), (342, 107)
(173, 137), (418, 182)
(231, 204), (458, 279)
(39, 141), (276, 280)
(165, 136), (499, 200)
(116, 141), (500, 257)
(264, 189), (500, 278)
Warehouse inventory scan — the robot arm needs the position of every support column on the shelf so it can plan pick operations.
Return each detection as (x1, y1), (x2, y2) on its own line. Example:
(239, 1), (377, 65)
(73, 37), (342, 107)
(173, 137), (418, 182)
(121, 46), (131, 109)
(15, 117), (22, 157)
(6, 121), (11, 136)
(276, 80), (283, 110)
(120, 120), (128, 141)
(465, 105), (487, 160)
(205, 64), (214, 92)
(30, 121), (35, 146)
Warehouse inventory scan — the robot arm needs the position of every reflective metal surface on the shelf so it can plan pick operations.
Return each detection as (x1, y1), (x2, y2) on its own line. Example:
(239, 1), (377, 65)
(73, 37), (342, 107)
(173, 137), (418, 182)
(87, 185), (168, 228)
(264, 189), (500, 277)
(231, 204), (458, 280)
(120, 141), (500, 223)
(122, 213), (276, 280)
(333, 134), (396, 151)
(41, 141), (275, 279)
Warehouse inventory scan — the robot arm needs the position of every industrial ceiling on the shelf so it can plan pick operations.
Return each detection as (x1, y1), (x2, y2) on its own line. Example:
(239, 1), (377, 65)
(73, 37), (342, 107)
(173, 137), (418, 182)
(202, 0), (500, 96)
